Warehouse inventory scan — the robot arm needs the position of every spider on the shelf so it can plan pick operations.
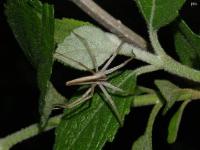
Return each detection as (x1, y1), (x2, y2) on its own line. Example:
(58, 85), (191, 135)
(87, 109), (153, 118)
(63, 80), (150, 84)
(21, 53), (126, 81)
(56, 32), (134, 126)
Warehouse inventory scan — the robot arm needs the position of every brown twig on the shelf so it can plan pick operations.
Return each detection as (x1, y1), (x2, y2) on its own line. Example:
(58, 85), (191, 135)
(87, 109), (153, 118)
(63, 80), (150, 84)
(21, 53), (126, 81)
(70, 0), (147, 50)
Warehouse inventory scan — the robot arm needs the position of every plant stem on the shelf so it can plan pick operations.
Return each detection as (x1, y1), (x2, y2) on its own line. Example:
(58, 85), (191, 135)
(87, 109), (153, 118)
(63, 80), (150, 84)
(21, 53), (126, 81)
(133, 94), (160, 107)
(70, 0), (147, 49)
(149, 29), (166, 56)
(134, 64), (161, 76)
(148, 27), (200, 83)
(131, 46), (162, 65)
(162, 55), (200, 83)
(133, 89), (200, 107)
(145, 102), (162, 150)
(0, 115), (62, 150)
(148, 0), (166, 56)
(128, 34), (200, 83)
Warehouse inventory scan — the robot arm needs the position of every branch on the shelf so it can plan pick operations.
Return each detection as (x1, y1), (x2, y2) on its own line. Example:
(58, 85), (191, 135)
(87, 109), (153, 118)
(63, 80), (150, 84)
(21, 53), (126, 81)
(70, 0), (147, 50)
(0, 115), (62, 150)
(133, 89), (200, 107)
(133, 64), (161, 76)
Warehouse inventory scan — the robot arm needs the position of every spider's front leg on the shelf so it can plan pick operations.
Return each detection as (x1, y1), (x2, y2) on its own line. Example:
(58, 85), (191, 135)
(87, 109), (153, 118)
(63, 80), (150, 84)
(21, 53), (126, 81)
(57, 85), (95, 109)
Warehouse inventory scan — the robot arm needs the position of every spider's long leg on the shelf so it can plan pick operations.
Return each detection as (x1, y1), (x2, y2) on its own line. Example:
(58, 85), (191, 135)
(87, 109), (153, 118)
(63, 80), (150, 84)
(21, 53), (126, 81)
(73, 32), (98, 72)
(101, 42), (124, 72)
(105, 57), (133, 75)
(101, 82), (124, 93)
(55, 52), (94, 74)
(67, 81), (99, 86)
(57, 85), (95, 109)
(98, 84), (123, 126)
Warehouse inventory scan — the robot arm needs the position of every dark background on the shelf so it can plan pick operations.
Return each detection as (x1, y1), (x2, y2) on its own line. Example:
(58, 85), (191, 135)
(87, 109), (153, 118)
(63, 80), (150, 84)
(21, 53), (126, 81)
(0, 0), (200, 150)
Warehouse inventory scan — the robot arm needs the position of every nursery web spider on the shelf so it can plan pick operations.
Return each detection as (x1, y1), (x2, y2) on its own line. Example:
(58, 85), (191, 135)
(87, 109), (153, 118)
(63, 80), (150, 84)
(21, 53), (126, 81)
(56, 32), (134, 125)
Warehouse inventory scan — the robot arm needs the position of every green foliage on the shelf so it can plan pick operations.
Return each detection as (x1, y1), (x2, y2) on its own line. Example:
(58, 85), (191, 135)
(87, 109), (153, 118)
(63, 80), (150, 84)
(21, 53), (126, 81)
(37, 4), (55, 127)
(136, 0), (185, 29)
(54, 71), (136, 150)
(132, 103), (162, 150)
(154, 80), (198, 144)
(40, 82), (66, 127)
(167, 100), (191, 144)
(154, 80), (191, 114)
(55, 18), (91, 44)
(5, 0), (43, 68)
(174, 20), (200, 69)
(132, 135), (151, 150)
(5, 0), (55, 127)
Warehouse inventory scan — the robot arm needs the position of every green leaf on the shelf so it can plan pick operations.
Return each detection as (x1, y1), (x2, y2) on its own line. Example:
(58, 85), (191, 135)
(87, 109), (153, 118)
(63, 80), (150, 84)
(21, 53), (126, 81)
(154, 80), (187, 114)
(135, 0), (185, 29)
(132, 135), (151, 150)
(40, 82), (65, 127)
(54, 71), (136, 150)
(174, 20), (200, 69)
(167, 100), (191, 144)
(38, 5), (55, 127)
(5, 0), (43, 68)
(5, 0), (55, 127)
(55, 18), (91, 44)
(54, 26), (120, 70)
(132, 103), (162, 150)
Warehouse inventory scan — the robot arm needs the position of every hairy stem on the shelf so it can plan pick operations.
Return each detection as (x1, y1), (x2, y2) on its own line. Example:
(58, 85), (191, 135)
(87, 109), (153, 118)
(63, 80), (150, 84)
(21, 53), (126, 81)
(162, 55), (200, 83)
(70, 0), (147, 49)
(145, 102), (162, 150)
(133, 88), (200, 107)
(131, 46), (162, 65)
(0, 115), (62, 150)
(149, 29), (166, 56)
(149, 0), (166, 56)
(134, 64), (161, 76)
(130, 31), (200, 83)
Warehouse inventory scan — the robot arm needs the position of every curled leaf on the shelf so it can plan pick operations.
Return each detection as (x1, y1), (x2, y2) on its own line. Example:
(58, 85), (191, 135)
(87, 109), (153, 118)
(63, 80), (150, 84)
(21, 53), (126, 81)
(167, 100), (191, 144)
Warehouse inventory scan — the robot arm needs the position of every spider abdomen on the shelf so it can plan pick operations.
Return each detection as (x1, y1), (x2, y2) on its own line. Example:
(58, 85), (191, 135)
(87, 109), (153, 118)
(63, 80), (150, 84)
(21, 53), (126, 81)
(66, 72), (106, 86)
